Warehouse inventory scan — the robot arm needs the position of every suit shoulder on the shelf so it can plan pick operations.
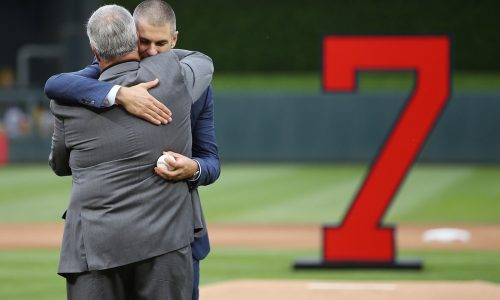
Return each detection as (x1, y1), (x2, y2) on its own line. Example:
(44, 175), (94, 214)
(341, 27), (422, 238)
(141, 51), (179, 68)
(49, 99), (65, 115)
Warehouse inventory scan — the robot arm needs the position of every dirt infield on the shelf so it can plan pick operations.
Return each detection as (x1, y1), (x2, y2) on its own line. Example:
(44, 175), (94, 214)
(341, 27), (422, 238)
(2, 222), (499, 300)
(207, 223), (500, 251)
(1, 223), (500, 250)
(200, 280), (500, 300)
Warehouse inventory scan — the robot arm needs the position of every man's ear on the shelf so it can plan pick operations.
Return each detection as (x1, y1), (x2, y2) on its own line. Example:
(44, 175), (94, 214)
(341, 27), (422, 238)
(172, 31), (179, 48)
(92, 48), (101, 62)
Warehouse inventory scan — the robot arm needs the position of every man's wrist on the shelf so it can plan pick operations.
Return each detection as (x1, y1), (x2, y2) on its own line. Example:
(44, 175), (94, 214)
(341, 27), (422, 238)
(188, 159), (201, 182)
(103, 85), (120, 107)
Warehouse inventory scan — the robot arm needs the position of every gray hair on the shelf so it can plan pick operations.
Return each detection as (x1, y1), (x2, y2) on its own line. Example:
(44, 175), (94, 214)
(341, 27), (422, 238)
(86, 5), (138, 61)
(133, 0), (177, 33)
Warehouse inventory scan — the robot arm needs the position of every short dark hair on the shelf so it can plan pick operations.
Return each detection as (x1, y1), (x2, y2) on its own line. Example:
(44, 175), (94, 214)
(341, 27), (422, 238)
(133, 0), (176, 32)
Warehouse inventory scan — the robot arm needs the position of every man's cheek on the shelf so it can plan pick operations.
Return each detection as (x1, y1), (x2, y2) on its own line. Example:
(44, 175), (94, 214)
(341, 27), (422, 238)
(160, 46), (172, 53)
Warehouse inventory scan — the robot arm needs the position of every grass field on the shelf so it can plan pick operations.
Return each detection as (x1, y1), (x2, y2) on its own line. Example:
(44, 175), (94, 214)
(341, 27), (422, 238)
(1, 248), (500, 300)
(2, 163), (499, 223)
(1, 163), (500, 299)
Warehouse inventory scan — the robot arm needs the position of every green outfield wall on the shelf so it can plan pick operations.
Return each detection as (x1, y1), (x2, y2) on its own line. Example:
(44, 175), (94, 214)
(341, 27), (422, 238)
(1, 90), (499, 163)
(213, 92), (500, 162)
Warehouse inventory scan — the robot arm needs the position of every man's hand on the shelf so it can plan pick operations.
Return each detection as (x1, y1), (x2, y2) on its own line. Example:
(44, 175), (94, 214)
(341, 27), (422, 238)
(116, 79), (172, 125)
(154, 151), (199, 182)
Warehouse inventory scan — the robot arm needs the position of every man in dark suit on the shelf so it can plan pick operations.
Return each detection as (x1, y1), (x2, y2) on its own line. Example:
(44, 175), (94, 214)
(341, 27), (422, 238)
(45, 1), (220, 299)
(49, 4), (213, 299)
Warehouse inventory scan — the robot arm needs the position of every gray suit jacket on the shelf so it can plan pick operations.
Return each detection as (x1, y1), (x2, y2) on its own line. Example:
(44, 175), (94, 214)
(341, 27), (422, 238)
(49, 49), (213, 274)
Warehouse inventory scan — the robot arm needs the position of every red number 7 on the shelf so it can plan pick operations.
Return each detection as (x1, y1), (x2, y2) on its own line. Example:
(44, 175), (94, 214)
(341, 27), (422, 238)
(299, 36), (450, 268)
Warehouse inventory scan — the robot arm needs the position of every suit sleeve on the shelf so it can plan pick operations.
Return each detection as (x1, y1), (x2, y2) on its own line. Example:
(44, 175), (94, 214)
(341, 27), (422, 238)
(44, 60), (113, 108)
(173, 49), (214, 103)
(48, 101), (72, 176)
(189, 86), (221, 188)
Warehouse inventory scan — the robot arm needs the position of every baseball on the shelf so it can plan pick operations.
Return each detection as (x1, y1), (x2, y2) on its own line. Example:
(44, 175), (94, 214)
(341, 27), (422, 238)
(156, 154), (176, 171)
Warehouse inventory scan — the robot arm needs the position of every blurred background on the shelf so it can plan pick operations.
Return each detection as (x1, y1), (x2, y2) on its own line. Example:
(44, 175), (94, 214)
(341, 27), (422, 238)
(1, 1), (500, 299)
(0, 0), (499, 163)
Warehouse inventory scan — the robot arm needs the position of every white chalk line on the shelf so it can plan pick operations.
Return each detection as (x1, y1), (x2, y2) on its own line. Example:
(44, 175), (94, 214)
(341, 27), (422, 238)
(307, 282), (398, 291)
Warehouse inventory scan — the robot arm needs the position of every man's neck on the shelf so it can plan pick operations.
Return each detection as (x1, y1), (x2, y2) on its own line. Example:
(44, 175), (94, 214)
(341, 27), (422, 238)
(99, 52), (140, 70)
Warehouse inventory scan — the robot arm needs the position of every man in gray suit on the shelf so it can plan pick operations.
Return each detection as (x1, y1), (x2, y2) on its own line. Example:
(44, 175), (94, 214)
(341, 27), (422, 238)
(49, 4), (213, 299)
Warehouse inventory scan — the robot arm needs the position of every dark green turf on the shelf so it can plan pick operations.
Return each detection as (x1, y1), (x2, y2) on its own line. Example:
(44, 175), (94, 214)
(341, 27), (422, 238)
(1, 248), (499, 300)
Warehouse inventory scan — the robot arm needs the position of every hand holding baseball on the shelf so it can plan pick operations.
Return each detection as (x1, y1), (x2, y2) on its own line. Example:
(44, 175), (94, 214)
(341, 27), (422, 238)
(156, 153), (176, 171)
(154, 151), (199, 181)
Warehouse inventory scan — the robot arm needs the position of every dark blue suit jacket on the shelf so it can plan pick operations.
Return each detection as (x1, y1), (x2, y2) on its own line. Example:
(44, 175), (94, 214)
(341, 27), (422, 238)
(45, 60), (220, 261)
